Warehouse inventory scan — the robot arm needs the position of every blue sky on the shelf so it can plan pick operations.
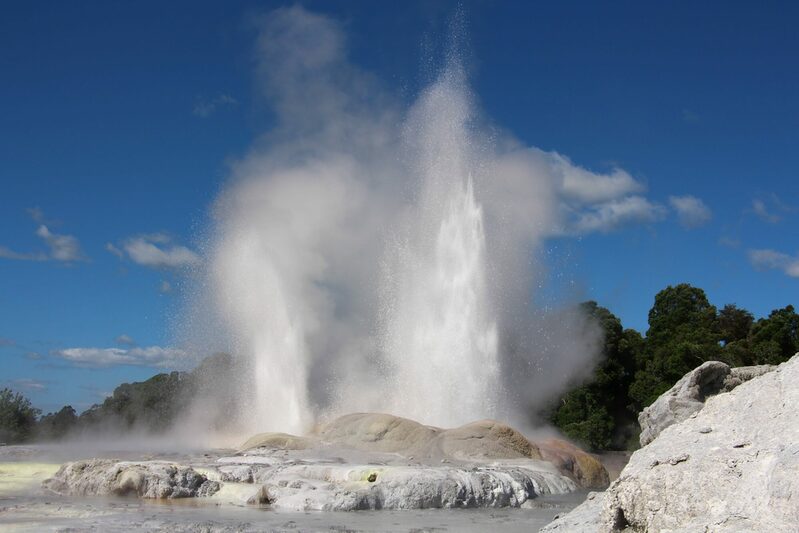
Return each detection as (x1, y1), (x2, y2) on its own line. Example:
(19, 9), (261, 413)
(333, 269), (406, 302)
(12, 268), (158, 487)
(1, 1), (797, 413)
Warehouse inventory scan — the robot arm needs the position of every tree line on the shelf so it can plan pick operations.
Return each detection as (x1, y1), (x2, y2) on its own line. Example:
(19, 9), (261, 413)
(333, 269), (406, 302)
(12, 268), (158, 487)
(1, 283), (797, 449)
(548, 284), (798, 451)
(0, 353), (235, 444)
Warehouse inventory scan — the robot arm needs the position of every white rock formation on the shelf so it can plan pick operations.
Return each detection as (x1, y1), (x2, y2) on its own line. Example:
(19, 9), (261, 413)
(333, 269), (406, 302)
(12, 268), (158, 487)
(638, 360), (775, 446)
(542, 353), (799, 533)
(43, 459), (220, 498)
(43, 413), (608, 511)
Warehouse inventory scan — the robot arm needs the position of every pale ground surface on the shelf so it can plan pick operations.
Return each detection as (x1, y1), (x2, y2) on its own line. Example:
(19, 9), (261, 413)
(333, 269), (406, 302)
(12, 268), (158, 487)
(0, 444), (585, 532)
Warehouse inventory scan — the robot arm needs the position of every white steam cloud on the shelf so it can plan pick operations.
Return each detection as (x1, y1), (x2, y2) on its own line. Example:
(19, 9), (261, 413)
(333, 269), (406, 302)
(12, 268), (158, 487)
(185, 7), (659, 436)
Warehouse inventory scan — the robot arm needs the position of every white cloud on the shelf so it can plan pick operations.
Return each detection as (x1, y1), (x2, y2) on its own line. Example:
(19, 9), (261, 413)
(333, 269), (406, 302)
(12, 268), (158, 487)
(9, 378), (47, 392)
(115, 334), (135, 346)
(0, 210), (86, 263)
(26, 207), (46, 223)
(669, 195), (712, 228)
(159, 280), (173, 294)
(53, 345), (187, 368)
(35, 225), (86, 262)
(193, 94), (238, 118)
(570, 196), (668, 234)
(108, 234), (200, 269)
(0, 246), (47, 261)
(718, 236), (740, 248)
(751, 199), (781, 223)
(105, 242), (124, 258)
(551, 153), (644, 205)
(748, 249), (799, 278)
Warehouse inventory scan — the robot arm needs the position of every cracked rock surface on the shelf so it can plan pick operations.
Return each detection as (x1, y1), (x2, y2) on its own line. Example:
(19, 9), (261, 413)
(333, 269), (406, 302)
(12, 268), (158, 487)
(40, 414), (607, 512)
(541, 353), (799, 533)
(43, 459), (220, 499)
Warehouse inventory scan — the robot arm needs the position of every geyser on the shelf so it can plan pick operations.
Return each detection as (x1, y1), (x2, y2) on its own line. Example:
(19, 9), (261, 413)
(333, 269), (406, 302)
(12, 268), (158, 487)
(378, 67), (499, 426)
(188, 6), (644, 436)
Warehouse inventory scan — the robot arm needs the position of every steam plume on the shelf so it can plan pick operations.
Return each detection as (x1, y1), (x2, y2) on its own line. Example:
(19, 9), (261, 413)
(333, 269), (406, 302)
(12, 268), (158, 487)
(186, 6), (644, 436)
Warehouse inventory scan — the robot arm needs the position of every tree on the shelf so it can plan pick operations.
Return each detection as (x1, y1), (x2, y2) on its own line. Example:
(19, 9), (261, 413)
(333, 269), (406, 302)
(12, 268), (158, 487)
(717, 304), (754, 345)
(629, 284), (721, 410)
(748, 305), (799, 365)
(549, 302), (641, 451)
(37, 405), (78, 440)
(0, 388), (41, 443)
(80, 371), (189, 431)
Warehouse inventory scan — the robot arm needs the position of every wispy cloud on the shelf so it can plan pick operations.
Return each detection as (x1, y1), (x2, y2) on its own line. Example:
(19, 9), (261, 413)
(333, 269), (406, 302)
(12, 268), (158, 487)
(0, 337), (16, 347)
(53, 345), (187, 368)
(35, 225), (86, 262)
(0, 210), (87, 263)
(0, 246), (48, 261)
(107, 233), (200, 269)
(669, 195), (712, 228)
(193, 94), (238, 118)
(552, 153), (643, 205)
(748, 248), (799, 278)
(543, 153), (670, 234)
(9, 378), (47, 392)
(105, 242), (124, 258)
(718, 236), (740, 249)
(570, 195), (667, 234)
(751, 199), (781, 223)
(681, 109), (700, 123)
(115, 334), (135, 346)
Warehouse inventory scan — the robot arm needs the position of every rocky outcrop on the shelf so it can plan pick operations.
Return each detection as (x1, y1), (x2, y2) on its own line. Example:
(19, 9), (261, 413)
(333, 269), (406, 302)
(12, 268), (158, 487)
(241, 461), (576, 511)
(43, 460), (220, 499)
(313, 413), (606, 489)
(541, 353), (799, 532)
(540, 491), (604, 532)
(43, 414), (607, 511)
(316, 412), (440, 456)
(638, 360), (775, 446)
(239, 432), (316, 452)
(436, 419), (542, 460)
(537, 438), (609, 489)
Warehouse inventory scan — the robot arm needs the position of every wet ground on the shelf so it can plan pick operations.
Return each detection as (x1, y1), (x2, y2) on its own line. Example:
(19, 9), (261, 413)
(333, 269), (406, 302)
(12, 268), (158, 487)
(0, 445), (586, 532)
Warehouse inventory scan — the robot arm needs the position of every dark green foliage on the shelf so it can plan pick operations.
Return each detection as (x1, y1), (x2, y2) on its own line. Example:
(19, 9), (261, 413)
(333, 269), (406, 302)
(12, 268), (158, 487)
(0, 388), (41, 443)
(551, 284), (795, 452)
(748, 305), (798, 364)
(717, 304), (754, 345)
(549, 303), (640, 451)
(36, 405), (78, 440)
(78, 353), (236, 433)
(79, 371), (190, 431)
(629, 284), (721, 411)
(552, 389), (613, 450)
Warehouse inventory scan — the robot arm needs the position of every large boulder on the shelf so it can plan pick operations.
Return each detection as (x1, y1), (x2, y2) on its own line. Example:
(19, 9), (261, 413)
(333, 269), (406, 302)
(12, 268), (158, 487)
(541, 353), (799, 532)
(638, 360), (775, 446)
